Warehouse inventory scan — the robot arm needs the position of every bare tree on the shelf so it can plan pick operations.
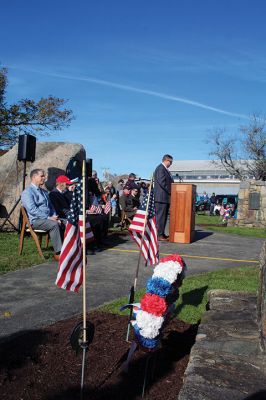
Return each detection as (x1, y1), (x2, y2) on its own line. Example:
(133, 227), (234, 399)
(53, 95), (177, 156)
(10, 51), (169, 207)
(208, 114), (266, 181)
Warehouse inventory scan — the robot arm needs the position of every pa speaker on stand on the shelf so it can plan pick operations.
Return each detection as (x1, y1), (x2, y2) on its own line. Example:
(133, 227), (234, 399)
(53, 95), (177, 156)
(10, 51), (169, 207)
(18, 134), (36, 163)
(0, 134), (37, 232)
(18, 134), (36, 190)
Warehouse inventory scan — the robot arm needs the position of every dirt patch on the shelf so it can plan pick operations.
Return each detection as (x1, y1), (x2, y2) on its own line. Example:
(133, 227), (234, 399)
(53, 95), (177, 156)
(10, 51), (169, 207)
(0, 312), (197, 400)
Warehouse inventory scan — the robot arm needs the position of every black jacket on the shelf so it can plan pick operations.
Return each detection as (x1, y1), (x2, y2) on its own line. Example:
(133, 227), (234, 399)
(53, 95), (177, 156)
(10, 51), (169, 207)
(154, 163), (173, 204)
(124, 194), (140, 212)
(49, 189), (71, 218)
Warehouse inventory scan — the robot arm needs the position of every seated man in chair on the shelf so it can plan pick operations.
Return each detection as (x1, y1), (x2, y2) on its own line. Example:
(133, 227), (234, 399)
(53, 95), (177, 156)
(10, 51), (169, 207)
(49, 175), (72, 220)
(21, 169), (62, 261)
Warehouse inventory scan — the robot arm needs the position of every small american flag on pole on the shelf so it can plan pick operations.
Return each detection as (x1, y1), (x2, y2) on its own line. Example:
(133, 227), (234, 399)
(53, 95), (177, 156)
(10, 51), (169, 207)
(55, 181), (94, 292)
(87, 204), (103, 214)
(87, 195), (103, 214)
(128, 190), (159, 266)
(104, 200), (111, 215)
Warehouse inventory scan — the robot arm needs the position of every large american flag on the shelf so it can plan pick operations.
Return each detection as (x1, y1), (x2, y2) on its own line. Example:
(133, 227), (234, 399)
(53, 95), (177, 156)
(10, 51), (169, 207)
(128, 190), (159, 266)
(55, 181), (94, 292)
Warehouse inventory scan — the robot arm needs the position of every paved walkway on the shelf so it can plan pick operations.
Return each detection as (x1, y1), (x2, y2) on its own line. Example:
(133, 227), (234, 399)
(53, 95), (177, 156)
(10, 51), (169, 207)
(0, 229), (263, 341)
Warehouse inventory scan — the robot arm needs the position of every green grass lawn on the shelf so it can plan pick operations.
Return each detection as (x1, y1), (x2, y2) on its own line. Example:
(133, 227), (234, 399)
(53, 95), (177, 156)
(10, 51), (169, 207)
(201, 225), (266, 238)
(0, 232), (54, 274)
(195, 214), (221, 225)
(99, 265), (259, 324)
(196, 214), (266, 238)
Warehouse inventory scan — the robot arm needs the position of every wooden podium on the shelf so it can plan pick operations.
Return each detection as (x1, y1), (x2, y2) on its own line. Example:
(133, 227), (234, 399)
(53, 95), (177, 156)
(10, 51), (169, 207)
(169, 183), (196, 244)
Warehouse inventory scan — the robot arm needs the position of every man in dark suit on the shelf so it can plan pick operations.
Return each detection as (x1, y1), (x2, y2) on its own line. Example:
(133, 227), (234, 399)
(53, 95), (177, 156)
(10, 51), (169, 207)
(154, 154), (174, 241)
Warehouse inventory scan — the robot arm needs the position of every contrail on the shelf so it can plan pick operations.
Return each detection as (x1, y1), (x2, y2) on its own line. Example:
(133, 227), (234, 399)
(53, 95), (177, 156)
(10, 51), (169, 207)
(10, 66), (249, 119)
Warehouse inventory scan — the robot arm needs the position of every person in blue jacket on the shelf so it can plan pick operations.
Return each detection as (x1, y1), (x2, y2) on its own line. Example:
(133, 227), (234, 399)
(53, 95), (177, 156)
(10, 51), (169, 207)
(21, 169), (62, 260)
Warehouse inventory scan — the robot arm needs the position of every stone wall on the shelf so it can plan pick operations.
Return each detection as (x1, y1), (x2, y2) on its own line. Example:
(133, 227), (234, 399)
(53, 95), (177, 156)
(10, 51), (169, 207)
(178, 289), (265, 399)
(0, 141), (85, 230)
(237, 180), (266, 228)
(258, 241), (266, 352)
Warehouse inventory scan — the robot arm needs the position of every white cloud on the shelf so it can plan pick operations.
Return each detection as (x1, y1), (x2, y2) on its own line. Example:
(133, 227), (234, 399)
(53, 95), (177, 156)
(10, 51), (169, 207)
(10, 65), (249, 119)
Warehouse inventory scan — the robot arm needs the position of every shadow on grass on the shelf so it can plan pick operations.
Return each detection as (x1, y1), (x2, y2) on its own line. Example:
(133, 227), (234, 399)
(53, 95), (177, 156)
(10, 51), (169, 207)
(175, 285), (208, 316)
(15, 232), (54, 259)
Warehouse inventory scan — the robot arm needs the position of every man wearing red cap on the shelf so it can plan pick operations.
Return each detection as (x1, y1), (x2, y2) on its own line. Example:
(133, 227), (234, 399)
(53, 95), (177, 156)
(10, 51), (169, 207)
(49, 175), (72, 219)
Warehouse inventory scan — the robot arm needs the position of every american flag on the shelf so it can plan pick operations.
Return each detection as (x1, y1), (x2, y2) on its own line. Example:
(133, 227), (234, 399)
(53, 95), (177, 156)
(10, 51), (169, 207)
(87, 204), (103, 214)
(128, 190), (159, 266)
(55, 181), (94, 292)
(87, 195), (103, 214)
(104, 200), (111, 215)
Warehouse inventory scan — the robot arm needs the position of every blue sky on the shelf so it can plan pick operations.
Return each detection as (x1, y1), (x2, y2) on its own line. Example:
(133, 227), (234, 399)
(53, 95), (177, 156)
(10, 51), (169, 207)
(1, 0), (266, 179)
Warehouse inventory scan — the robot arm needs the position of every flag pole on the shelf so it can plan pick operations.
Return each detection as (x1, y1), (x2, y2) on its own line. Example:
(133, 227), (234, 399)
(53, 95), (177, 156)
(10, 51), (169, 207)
(126, 174), (154, 342)
(80, 159), (88, 395)
(133, 175), (154, 290)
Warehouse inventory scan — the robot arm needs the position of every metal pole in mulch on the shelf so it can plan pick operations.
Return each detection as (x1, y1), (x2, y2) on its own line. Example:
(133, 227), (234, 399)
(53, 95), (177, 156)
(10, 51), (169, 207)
(80, 159), (88, 398)
(69, 160), (95, 400)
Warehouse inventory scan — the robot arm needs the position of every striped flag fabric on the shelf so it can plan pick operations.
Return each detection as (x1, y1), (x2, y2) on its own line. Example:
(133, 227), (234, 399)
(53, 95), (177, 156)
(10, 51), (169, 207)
(87, 195), (103, 214)
(87, 204), (103, 214)
(128, 190), (159, 266)
(104, 200), (111, 214)
(55, 181), (94, 292)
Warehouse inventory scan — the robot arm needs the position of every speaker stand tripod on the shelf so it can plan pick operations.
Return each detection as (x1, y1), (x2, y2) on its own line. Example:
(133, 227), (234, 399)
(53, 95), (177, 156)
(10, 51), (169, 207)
(0, 160), (27, 232)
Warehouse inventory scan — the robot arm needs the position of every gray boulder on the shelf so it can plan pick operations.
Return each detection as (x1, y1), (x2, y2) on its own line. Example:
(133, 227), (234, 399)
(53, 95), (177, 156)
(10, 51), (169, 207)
(0, 141), (85, 230)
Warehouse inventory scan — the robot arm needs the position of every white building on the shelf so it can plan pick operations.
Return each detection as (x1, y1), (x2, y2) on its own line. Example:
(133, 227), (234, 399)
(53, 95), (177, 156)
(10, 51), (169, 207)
(169, 160), (252, 196)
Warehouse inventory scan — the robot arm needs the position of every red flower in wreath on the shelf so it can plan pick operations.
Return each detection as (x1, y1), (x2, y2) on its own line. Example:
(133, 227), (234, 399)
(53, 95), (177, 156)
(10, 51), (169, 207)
(141, 293), (167, 317)
(160, 254), (184, 267)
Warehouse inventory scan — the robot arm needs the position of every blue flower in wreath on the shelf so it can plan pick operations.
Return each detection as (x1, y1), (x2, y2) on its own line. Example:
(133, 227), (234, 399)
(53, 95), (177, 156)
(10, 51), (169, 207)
(133, 324), (159, 349)
(146, 277), (172, 297)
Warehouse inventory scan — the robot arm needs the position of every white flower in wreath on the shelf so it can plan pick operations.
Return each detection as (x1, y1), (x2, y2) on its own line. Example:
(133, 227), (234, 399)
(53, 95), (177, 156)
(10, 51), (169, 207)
(152, 261), (183, 284)
(136, 310), (164, 339)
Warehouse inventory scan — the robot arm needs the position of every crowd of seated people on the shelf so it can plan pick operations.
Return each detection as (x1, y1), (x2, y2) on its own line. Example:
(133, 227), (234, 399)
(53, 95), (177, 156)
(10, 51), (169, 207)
(21, 168), (149, 259)
(85, 171), (149, 248)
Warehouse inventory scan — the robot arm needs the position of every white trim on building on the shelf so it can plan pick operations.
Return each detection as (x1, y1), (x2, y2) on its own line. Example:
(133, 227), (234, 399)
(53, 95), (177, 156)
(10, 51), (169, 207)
(169, 160), (248, 195)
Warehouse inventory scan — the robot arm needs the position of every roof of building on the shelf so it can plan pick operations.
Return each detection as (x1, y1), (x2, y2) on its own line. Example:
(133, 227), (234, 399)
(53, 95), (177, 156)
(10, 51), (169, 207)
(169, 160), (224, 172)
(169, 159), (250, 172)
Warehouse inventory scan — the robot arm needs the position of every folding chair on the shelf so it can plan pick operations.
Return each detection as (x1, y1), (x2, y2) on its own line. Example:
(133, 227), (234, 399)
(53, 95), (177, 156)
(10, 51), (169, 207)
(18, 206), (49, 259)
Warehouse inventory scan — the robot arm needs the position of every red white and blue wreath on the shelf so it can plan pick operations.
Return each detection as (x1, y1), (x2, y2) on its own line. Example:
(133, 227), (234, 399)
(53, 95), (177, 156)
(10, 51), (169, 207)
(130, 254), (186, 350)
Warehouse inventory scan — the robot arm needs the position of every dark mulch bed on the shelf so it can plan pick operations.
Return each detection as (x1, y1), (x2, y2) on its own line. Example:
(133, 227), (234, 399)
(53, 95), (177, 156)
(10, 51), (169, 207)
(0, 312), (197, 400)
